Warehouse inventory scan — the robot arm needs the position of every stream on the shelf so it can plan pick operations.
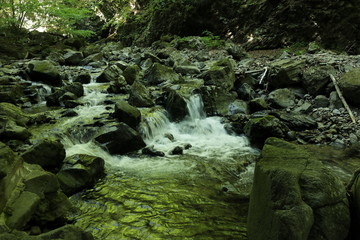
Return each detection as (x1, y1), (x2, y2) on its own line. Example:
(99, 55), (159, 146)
(33, 66), (259, 239)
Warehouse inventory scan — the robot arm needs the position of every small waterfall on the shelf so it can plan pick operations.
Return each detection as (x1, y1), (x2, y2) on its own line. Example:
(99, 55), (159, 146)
(140, 108), (170, 141)
(186, 94), (206, 120)
(32, 82), (52, 104)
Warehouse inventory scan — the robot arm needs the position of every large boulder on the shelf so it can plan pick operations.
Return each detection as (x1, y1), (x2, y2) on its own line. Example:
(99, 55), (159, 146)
(114, 100), (141, 129)
(1, 120), (31, 141)
(123, 64), (141, 85)
(202, 58), (235, 91)
(0, 102), (31, 126)
(270, 112), (317, 131)
(95, 123), (146, 155)
(128, 81), (155, 107)
(244, 115), (289, 148)
(107, 75), (129, 94)
(144, 62), (183, 85)
(338, 68), (360, 107)
(21, 139), (66, 171)
(269, 59), (305, 89)
(165, 90), (188, 122)
(57, 154), (105, 195)
(27, 60), (61, 86)
(268, 88), (296, 109)
(63, 49), (84, 66)
(302, 65), (335, 96)
(96, 65), (123, 83)
(248, 138), (350, 240)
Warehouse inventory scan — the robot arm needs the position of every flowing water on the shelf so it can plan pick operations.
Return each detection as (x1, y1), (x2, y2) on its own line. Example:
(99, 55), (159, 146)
(54, 73), (258, 239)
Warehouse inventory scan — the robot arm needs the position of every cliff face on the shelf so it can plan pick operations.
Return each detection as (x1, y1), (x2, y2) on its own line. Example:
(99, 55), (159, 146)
(110, 0), (360, 53)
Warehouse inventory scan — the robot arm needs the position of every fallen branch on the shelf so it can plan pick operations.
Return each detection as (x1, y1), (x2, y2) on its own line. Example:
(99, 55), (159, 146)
(329, 74), (356, 123)
(259, 67), (268, 85)
(245, 69), (264, 74)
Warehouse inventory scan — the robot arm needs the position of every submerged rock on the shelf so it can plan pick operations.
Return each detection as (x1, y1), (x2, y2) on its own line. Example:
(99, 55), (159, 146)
(95, 123), (146, 155)
(248, 138), (350, 240)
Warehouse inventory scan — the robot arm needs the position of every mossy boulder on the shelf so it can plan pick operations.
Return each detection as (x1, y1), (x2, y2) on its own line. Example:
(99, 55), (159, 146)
(338, 68), (360, 107)
(145, 62), (183, 85)
(269, 59), (305, 89)
(21, 139), (66, 171)
(302, 65), (335, 96)
(96, 65), (123, 83)
(95, 123), (146, 155)
(165, 89), (188, 122)
(57, 154), (105, 195)
(248, 138), (350, 240)
(202, 58), (235, 91)
(128, 81), (155, 107)
(0, 102), (31, 126)
(114, 100), (141, 129)
(268, 88), (296, 109)
(27, 60), (61, 86)
(244, 115), (289, 147)
(123, 64), (141, 85)
(63, 49), (84, 66)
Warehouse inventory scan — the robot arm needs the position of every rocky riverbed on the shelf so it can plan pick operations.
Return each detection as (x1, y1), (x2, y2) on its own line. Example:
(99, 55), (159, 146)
(1, 38), (360, 239)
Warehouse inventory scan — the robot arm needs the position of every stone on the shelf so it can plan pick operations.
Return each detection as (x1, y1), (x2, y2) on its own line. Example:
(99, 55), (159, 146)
(202, 58), (235, 91)
(142, 146), (165, 157)
(248, 138), (350, 240)
(114, 100), (141, 129)
(302, 66), (334, 96)
(0, 142), (17, 180)
(269, 59), (305, 89)
(170, 146), (183, 155)
(21, 139), (66, 170)
(57, 154), (105, 195)
(313, 95), (329, 108)
(95, 123), (146, 155)
(2, 120), (31, 141)
(123, 64), (141, 85)
(329, 91), (342, 109)
(165, 90), (188, 122)
(244, 115), (289, 148)
(0, 102), (31, 126)
(107, 75), (129, 94)
(174, 65), (200, 75)
(128, 81), (155, 107)
(145, 62), (183, 85)
(5, 191), (41, 230)
(63, 50), (84, 66)
(80, 52), (103, 66)
(198, 86), (237, 116)
(237, 83), (255, 101)
(27, 60), (61, 86)
(249, 97), (269, 113)
(268, 88), (296, 109)
(338, 68), (360, 107)
(225, 42), (247, 60)
(228, 99), (249, 115)
(96, 65), (123, 83)
(74, 72), (91, 84)
(271, 112), (317, 131)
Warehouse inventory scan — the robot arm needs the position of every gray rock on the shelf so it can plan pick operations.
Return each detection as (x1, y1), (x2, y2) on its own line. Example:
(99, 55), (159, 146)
(27, 60), (61, 86)
(248, 138), (350, 240)
(96, 65), (123, 83)
(302, 66), (334, 96)
(114, 100), (141, 129)
(228, 99), (249, 115)
(145, 62), (183, 85)
(329, 91), (342, 109)
(313, 95), (329, 108)
(128, 81), (155, 107)
(123, 64), (141, 85)
(293, 101), (313, 113)
(268, 88), (296, 109)
(95, 123), (146, 155)
(21, 139), (66, 170)
(202, 58), (235, 91)
(165, 90), (188, 122)
(269, 59), (305, 89)
(57, 154), (105, 195)
(63, 50), (83, 66)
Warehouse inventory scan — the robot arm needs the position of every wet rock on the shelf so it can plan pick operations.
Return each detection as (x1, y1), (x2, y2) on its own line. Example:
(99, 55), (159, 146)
(170, 146), (183, 155)
(107, 75), (129, 94)
(123, 64), (141, 85)
(302, 65), (334, 96)
(74, 72), (91, 84)
(96, 65), (123, 83)
(80, 52), (103, 66)
(249, 97), (269, 113)
(248, 138), (350, 240)
(63, 50), (84, 66)
(95, 123), (146, 155)
(228, 99), (249, 115)
(27, 60), (61, 86)
(329, 91), (342, 109)
(0, 102), (31, 126)
(0, 141), (17, 180)
(269, 59), (305, 89)
(1, 120), (31, 141)
(244, 115), (289, 148)
(202, 58), (235, 91)
(145, 62), (183, 85)
(57, 154), (105, 195)
(165, 90), (188, 122)
(46, 82), (84, 107)
(338, 68), (360, 107)
(271, 112), (317, 131)
(237, 83), (255, 101)
(114, 100), (141, 129)
(268, 88), (296, 109)
(313, 95), (329, 108)
(128, 81), (155, 107)
(142, 146), (165, 157)
(21, 138), (66, 171)
(199, 86), (237, 116)
(0, 76), (25, 104)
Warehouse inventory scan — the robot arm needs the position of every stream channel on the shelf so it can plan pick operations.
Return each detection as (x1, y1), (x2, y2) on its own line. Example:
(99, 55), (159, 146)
(34, 65), (259, 239)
